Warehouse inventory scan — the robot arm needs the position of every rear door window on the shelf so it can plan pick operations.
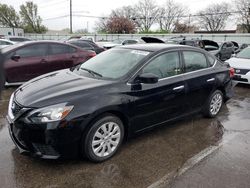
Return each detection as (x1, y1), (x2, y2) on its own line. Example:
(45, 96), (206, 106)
(72, 42), (92, 49)
(15, 44), (48, 57)
(183, 51), (208, 72)
(49, 44), (71, 55)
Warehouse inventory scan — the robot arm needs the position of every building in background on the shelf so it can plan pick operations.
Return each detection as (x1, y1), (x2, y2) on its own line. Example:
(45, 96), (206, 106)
(0, 27), (24, 37)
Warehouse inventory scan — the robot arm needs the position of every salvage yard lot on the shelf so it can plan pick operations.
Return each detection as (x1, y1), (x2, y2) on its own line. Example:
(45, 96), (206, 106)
(0, 84), (250, 188)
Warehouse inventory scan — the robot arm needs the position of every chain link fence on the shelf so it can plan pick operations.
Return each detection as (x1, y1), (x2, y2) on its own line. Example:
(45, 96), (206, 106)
(24, 33), (250, 45)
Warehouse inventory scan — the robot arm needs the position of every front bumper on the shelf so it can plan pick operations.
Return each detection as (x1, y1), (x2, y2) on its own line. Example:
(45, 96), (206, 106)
(233, 73), (250, 84)
(6, 114), (82, 159)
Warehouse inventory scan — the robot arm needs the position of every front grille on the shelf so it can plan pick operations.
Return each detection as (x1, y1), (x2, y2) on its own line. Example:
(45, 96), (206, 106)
(32, 143), (59, 156)
(234, 68), (250, 75)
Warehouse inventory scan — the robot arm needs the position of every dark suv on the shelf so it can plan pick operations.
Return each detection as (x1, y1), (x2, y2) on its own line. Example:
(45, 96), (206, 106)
(7, 44), (234, 162)
(208, 41), (234, 61)
(165, 37), (205, 49)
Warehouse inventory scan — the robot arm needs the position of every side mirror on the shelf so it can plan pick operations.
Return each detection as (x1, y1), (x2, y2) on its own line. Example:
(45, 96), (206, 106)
(136, 73), (159, 84)
(11, 55), (20, 61)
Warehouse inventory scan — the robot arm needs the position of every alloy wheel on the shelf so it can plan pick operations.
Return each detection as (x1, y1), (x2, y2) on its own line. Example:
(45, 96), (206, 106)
(91, 122), (121, 157)
(210, 93), (223, 116)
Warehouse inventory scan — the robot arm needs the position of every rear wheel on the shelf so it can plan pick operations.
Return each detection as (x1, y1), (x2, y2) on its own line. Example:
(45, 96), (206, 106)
(83, 115), (124, 162)
(203, 90), (223, 118)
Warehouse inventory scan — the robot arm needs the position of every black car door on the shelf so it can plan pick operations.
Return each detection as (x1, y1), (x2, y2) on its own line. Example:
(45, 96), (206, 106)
(129, 51), (187, 132)
(181, 50), (216, 112)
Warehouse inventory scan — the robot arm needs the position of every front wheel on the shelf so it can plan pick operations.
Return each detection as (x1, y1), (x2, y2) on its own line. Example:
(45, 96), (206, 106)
(203, 90), (223, 118)
(83, 115), (124, 162)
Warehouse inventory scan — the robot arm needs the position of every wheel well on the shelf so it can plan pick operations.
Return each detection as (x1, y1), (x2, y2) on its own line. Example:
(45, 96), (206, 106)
(85, 110), (130, 141)
(216, 87), (226, 101)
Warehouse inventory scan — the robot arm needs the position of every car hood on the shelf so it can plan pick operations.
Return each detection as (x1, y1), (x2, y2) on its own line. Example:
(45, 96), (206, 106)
(202, 40), (219, 48)
(15, 69), (113, 108)
(226, 57), (250, 69)
(141, 37), (165, 43)
(103, 43), (120, 48)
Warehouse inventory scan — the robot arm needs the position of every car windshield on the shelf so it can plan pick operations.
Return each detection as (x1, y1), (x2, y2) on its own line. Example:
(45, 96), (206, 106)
(75, 48), (150, 79)
(236, 48), (250, 59)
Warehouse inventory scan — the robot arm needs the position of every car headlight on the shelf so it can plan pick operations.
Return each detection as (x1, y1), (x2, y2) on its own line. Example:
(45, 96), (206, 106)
(26, 103), (74, 123)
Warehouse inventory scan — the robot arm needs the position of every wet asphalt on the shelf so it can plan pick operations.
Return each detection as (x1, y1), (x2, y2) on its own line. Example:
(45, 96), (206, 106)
(0, 85), (250, 188)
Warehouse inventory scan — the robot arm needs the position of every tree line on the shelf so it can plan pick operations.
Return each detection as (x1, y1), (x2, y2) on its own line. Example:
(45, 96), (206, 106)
(0, 0), (249, 34)
(95, 0), (250, 33)
(0, 1), (47, 33)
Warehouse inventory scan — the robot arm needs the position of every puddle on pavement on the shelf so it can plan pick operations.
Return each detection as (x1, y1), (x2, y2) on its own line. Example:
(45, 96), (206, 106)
(0, 85), (248, 188)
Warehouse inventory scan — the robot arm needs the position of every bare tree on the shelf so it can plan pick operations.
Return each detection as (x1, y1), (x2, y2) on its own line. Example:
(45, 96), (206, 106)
(94, 17), (108, 33)
(234, 0), (250, 33)
(158, 0), (186, 32)
(95, 6), (136, 34)
(111, 6), (135, 19)
(106, 16), (136, 33)
(197, 3), (231, 31)
(133, 0), (160, 32)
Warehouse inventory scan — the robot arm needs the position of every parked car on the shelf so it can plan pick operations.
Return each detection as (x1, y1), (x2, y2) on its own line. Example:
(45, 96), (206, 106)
(80, 36), (95, 42)
(0, 39), (15, 49)
(4, 36), (32, 43)
(226, 47), (250, 84)
(231, 41), (239, 53)
(60, 35), (82, 42)
(7, 44), (234, 162)
(103, 39), (140, 49)
(67, 39), (105, 54)
(2, 41), (96, 85)
(209, 41), (234, 61)
(165, 37), (205, 49)
(234, 43), (248, 54)
(140, 36), (204, 48)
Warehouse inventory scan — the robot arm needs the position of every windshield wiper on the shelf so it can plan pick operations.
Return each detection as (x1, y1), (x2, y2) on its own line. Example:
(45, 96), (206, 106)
(80, 68), (103, 78)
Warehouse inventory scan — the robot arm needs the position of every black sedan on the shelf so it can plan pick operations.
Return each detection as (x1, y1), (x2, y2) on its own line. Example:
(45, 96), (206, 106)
(7, 44), (234, 162)
(67, 39), (105, 54)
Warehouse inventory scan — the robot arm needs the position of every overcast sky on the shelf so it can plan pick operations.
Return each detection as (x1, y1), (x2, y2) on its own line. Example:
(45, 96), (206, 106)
(1, 0), (235, 32)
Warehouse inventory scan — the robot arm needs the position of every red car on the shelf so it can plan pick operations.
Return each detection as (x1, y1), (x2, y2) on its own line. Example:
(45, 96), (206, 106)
(2, 41), (96, 85)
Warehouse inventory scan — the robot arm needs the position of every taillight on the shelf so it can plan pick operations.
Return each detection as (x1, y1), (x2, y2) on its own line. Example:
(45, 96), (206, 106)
(89, 51), (96, 58)
(229, 67), (235, 78)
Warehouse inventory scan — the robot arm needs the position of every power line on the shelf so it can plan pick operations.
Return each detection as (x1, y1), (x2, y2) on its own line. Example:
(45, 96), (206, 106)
(39, 0), (69, 9)
(43, 15), (69, 21)
(72, 14), (108, 19)
(42, 10), (249, 22)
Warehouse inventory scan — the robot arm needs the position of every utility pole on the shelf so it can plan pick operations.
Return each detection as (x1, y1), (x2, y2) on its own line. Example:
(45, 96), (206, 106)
(70, 0), (72, 33)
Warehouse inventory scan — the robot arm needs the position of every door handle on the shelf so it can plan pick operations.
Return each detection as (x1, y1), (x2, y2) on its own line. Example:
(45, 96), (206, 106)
(40, 59), (47, 63)
(207, 78), (215, 82)
(173, 85), (185, 91)
(71, 55), (78, 58)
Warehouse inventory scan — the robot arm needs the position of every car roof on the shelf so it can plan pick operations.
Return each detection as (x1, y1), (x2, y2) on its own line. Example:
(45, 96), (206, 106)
(118, 43), (200, 52)
(1, 40), (79, 54)
(0, 39), (14, 42)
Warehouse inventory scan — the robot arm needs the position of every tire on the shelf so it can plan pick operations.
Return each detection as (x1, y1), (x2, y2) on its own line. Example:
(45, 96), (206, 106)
(83, 115), (124, 162)
(203, 90), (223, 118)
